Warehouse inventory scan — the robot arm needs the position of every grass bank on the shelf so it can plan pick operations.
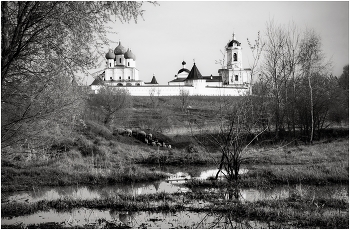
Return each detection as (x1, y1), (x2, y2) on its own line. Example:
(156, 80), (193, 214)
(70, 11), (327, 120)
(1, 118), (348, 192)
(2, 190), (348, 228)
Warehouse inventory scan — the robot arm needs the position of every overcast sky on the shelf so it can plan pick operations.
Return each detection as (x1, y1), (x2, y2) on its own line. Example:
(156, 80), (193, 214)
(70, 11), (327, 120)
(84, 1), (349, 85)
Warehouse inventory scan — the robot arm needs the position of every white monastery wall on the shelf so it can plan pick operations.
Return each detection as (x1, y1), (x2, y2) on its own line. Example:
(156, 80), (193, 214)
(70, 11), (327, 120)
(91, 85), (249, 96)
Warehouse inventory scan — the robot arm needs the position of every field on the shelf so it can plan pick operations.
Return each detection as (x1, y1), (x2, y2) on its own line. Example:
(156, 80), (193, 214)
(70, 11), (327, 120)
(1, 96), (349, 228)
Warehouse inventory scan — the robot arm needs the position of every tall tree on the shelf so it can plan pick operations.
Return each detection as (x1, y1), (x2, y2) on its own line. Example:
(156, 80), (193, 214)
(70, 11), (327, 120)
(298, 29), (329, 143)
(1, 1), (150, 147)
(262, 20), (288, 139)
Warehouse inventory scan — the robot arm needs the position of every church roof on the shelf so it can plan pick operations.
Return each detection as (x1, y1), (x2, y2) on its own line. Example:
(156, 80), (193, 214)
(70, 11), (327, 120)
(186, 63), (203, 80)
(150, 75), (158, 84)
(124, 48), (135, 60)
(105, 49), (116, 59)
(227, 39), (241, 47)
(169, 78), (186, 83)
(144, 75), (159, 84)
(90, 72), (105, 86)
(169, 75), (222, 83)
(203, 75), (222, 82)
(178, 68), (190, 74)
(227, 33), (241, 47)
(114, 42), (126, 55)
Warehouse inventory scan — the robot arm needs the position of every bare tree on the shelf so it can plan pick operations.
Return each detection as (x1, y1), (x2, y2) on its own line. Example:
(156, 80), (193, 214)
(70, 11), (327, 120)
(88, 86), (132, 125)
(1, 2), (151, 147)
(262, 19), (289, 139)
(247, 31), (265, 90)
(298, 29), (329, 143)
(179, 88), (190, 112)
(284, 23), (301, 140)
(187, 34), (266, 199)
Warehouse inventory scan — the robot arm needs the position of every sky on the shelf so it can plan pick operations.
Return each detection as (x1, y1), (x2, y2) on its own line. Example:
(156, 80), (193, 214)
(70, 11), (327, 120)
(83, 1), (349, 85)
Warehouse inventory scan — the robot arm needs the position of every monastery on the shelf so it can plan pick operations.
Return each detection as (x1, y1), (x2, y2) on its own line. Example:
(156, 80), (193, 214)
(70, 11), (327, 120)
(90, 33), (253, 96)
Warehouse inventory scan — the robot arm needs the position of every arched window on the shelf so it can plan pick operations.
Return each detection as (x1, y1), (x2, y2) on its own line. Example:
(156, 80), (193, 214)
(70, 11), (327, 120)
(233, 53), (237, 61)
(128, 76), (130, 80)
(136, 83), (140, 86)
(235, 75), (238, 81)
(117, 83), (123, 86)
(128, 62), (130, 66)
(126, 83), (132, 86)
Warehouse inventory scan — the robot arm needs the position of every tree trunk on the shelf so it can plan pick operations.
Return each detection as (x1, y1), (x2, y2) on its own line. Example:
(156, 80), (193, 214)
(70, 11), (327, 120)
(308, 75), (314, 144)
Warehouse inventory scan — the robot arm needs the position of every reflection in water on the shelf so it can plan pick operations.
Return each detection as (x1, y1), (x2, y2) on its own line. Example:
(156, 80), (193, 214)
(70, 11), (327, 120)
(5, 168), (238, 204)
(2, 181), (190, 204)
(2, 163), (348, 204)
(198, 168), (249, 180)
(1, 208), (271, 228)
(2, 164), (348, 204)
(109, 210), (136, 225)
(207, 184), (349, 202)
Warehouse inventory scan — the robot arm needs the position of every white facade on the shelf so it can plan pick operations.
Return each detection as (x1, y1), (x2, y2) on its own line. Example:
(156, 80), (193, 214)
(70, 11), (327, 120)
(91, 85), (249, 96)
(91, 33), (253, 96)
(218, 33), (252, 87)
(103, 43), (141, 86)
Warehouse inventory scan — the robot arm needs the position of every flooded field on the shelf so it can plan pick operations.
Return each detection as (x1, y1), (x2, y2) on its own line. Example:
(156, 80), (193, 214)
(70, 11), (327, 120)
(2, 181), (348, 204)
(2, 166), (348, 203)
(2, 165), (348, 228)
(2, 208), (272, 228)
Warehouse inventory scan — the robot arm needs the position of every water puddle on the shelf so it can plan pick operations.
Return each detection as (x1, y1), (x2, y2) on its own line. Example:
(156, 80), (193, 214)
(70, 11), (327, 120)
(2, 166), (348, 204)
(2, 167), (247, 203)
(2, 181), (190, 204)
(206, 184), (349, 202)
(1, 164), (348, 228)
(1, 208), (269, 228)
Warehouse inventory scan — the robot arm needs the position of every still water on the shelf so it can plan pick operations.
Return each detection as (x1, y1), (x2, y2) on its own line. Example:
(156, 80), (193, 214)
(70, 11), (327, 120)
(2, 166), (348, 204)
(1, 208), (271, 228)
(1, 166), (348, 228)
(2, 167), (247, 203)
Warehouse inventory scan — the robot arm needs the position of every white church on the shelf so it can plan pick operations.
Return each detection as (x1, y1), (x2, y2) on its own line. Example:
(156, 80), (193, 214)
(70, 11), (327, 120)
(90, 33), (253, 96)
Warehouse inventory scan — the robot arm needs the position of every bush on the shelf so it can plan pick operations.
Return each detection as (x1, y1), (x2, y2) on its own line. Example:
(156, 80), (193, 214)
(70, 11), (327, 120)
(84, 120), (114, 140)
(76, 135), (94, 156)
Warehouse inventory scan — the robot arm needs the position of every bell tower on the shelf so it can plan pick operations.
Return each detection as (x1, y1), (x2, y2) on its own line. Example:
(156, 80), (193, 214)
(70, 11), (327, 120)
(226, 32), (243, 70)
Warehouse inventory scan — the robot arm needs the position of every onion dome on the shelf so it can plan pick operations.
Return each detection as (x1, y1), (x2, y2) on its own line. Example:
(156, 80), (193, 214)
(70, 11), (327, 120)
(105, 49), (116, 59)
(124, 48), (135, 60)
(227, 33), (241, 47)
(227, 39), (241, 47)
(130, 49), (136, 60)
(178, 68), (190, 74)
(178, 60), (189, 74)
(114, 42), (126, 55)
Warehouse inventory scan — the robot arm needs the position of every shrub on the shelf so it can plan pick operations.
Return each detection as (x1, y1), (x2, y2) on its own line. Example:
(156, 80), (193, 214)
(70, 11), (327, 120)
(84, 120), (114, 140)
(76, 135), (94, 156)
